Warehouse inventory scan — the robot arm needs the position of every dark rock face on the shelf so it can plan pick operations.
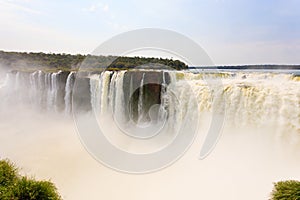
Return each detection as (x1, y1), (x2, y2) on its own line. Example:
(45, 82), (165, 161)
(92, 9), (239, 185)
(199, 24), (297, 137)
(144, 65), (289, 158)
(72, 77), (92, 112)
(55, 71), (69, 112)
(122, 71), (171, 121)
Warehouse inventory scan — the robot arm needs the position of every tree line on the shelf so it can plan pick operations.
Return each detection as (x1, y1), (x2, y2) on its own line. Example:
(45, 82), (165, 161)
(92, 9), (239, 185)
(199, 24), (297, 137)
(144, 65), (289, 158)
(0, 51), (188, 71)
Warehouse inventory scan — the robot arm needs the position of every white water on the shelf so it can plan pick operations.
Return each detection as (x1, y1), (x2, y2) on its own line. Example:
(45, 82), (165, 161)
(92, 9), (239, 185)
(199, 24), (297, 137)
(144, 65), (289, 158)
(50, 71), (61, 113)
(64, 72), (75, 115)
(137, 73), (145, 124)
(0, 73), (9, 89)
(0, 70), (300, 200)
(114, 71), (126, 124)
(3, 69), (300, 139)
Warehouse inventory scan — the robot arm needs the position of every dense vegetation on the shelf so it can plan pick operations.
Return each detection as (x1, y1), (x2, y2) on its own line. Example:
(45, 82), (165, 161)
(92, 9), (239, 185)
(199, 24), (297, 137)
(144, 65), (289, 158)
(271, 180), (300, 200)
(0, 159), (61, 200)
(0, 50), (188, 72)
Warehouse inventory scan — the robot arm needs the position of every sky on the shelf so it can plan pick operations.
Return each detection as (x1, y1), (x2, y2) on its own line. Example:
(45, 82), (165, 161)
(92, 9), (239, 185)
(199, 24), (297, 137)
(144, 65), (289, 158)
(0, 0), (299, 65)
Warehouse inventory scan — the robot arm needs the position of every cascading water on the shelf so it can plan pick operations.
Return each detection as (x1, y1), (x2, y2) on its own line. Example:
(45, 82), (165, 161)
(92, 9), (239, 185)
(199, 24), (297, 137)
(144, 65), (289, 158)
(65, 72), (75, 115)
(159, 71), (167, 121)
(0, 74), (9, 89)
(100, 71), (112, 114)
(14, 71), (20, 91)
(108, 72), (118, 114)
(137, 73), (145, 124)
(29, 71), (37, 106)
(114, 71), (126, 124)
(45, 73), (52, 111)
(37, 70), (44, 106)
(129, 75), (134, 120)
(50, 71), (59, 112)
(2, 69), (300, 137)
(90, 74), (101, 116)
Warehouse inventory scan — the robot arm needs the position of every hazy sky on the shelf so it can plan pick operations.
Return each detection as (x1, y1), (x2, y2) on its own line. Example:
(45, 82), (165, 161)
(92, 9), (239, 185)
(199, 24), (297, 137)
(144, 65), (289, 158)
(0, 0), (299, 65)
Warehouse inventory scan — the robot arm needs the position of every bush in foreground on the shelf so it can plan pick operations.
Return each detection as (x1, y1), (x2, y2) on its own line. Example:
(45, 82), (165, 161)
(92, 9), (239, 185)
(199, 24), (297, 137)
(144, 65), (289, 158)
(0, 159), (61, 200)
(271, 180), (300, 200)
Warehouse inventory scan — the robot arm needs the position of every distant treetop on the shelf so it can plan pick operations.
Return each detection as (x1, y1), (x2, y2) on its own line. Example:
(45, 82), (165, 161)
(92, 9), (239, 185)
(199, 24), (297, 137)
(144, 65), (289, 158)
(0, 50), (188, 72)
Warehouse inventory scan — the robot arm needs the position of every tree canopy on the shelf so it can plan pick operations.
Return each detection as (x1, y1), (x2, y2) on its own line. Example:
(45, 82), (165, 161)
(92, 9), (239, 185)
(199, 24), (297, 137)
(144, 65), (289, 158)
(0, 50), (188, 72)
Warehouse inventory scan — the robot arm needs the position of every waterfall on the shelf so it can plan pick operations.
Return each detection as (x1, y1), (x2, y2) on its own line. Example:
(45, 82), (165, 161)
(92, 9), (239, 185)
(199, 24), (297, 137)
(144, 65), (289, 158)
(181, 72), (300, 135)
(159, 71), (167, 120)
(137, 73), (145, 124)
(45, 73), (52, 111)
(90, 73), (104, 116)
(50, 73), (57, 111)
(2, 69), (299, 137)
(100, 71), (112, 114)
(90, 71), (126, 121)
(37, 70), (44, 107)
(14, 71), (20, 91)
(129, 75), (134, 120)
(108, 72), (118, 113)
(65, 72), (75, 115)
(114, 71), (126, 123)
(49, 71), (62, 112)
(29, 71), (38, 106)
(0, 73), (9, 89)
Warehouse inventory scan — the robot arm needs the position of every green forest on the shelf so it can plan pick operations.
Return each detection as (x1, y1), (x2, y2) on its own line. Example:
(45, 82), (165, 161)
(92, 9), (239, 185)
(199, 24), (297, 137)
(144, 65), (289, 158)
(0, 50), (188, 72)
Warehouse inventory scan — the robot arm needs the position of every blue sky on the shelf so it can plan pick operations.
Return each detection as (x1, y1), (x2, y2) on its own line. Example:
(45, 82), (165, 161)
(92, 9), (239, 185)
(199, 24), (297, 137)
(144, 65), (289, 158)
(0, 0), (299, 65)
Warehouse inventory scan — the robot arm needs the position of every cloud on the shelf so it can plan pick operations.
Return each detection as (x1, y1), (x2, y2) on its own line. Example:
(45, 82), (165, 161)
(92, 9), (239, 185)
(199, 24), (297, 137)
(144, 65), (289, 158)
(83, 2), (109, 13)
(85, 4), (97, 12)
(0, 1), (95, 54)
(0, 0), (41, 15)
(102, 4), (109, 12)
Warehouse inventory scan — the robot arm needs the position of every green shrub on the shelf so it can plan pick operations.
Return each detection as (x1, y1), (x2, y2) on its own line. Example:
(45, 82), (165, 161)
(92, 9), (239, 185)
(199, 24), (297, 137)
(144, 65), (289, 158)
(271, 180), (300, 200)
(11, 177), (61, 200)
(0, 159), (18, 187)
(0, 159), (61, 200)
